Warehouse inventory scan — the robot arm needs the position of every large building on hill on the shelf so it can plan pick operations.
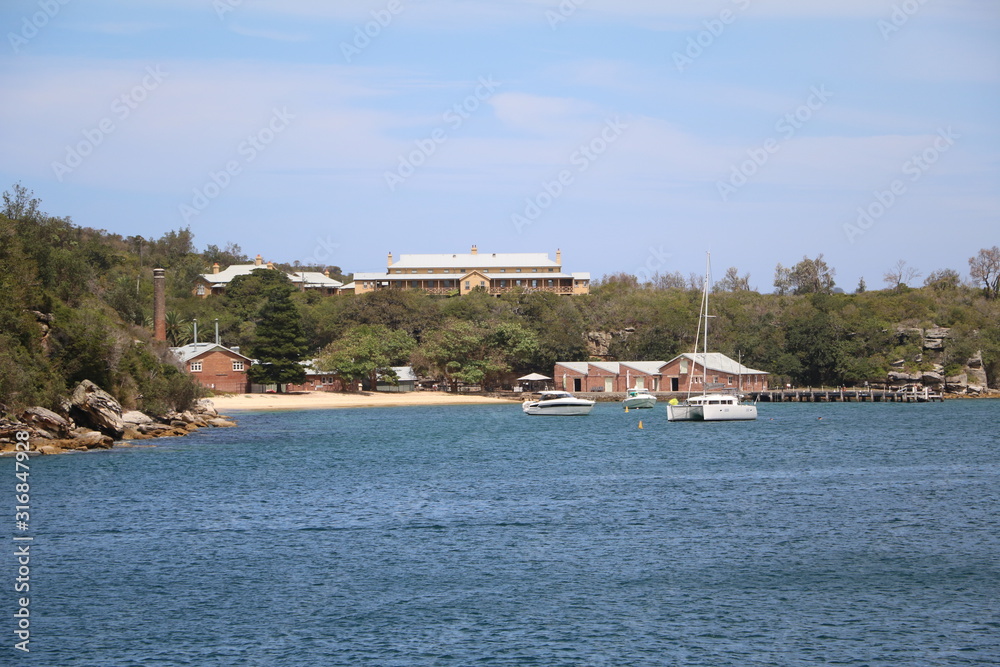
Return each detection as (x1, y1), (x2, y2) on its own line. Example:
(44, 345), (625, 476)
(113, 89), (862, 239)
(348, 246), (590, 296)
(554, 354), (769, 393)
(171, 342), (253, 393)
(192, 254), (343, 297)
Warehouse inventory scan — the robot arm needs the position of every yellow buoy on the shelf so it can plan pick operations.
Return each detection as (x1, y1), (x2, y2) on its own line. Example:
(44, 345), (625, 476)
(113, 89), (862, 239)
(625, 406), (629, 413)
(638, 421), (643, 430)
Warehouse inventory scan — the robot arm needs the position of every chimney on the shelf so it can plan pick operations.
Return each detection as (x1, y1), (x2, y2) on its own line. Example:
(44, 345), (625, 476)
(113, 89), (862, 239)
(387, 252), (393, 268)
(323, 268), (330, 277)
(212, 262), (220, 274)
(153, 268), (166, 342)
(266, 261), (274, 270)
(255, 254), (263, 266)
(471, 244), (478, 255)
(556, 248), (562, 266)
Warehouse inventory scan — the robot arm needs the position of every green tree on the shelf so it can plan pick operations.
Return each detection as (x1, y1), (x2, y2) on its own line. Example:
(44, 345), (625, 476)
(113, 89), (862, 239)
(317, 324), (415, 391)
(246, 281), (309, 391)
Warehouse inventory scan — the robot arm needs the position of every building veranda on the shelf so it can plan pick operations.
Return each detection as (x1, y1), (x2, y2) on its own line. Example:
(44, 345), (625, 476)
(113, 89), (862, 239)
(349, 246), (590, 296)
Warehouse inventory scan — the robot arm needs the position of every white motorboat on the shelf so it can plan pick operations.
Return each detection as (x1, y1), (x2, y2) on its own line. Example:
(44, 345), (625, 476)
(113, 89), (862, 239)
(667, 253), (758, 423)
(522, 390), (595, 416)
(622, 388), (657, 410)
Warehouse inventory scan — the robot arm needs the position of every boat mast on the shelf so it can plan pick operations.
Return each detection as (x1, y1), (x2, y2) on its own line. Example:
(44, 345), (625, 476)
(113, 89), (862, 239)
(701, 252), (711, 394)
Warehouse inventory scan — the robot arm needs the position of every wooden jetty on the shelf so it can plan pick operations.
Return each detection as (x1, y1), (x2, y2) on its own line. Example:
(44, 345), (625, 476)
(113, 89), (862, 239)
(747, 387), (944, 403)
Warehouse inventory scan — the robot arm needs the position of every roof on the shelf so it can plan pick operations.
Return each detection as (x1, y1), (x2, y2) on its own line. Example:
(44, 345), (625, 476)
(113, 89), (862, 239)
(198, 264), (272, 285)
(671, 353), (769, 375)
(378, 366), (418, 382)
(391, 252), (558, 270)
(518, 372), (551, 381)
(554, 362), (589, 374)
(170, 343), (252, 364)
(288, 271), (343, 288)
(621, 361), (666, 374)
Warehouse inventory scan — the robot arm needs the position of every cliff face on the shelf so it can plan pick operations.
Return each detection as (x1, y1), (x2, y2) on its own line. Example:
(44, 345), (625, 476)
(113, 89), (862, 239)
(889, 326), (989, 394)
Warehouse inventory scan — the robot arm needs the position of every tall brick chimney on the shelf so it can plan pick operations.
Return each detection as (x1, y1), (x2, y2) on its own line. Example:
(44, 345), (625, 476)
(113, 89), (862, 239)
(387, 252), (393, 268)
(153, 268), (166, 342)
(471, 244), (478, 255)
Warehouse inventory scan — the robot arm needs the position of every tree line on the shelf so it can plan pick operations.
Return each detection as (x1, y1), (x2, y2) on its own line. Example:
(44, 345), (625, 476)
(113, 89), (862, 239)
(1, 183), (997, 413)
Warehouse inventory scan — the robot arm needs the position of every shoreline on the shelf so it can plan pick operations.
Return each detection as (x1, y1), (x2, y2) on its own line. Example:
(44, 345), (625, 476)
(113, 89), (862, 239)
(208, 391), (521, 412)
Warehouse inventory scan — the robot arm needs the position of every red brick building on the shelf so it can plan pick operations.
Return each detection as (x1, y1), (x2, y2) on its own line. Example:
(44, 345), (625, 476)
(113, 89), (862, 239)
(553, 354), (769, 393)
(171, 343), (253, 393)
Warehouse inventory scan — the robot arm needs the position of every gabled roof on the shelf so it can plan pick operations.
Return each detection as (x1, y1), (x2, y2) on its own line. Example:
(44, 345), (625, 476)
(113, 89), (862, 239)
(198, 264), (271, 285)
(288, 271), (343, 288)
(588, 361), (620, 374)
(670, 353), (768, 375)
(391, 252), (558, 270)
(621, 361), (666, 374)
(554, 362), (589, 374)
(170, 343), (253, 364)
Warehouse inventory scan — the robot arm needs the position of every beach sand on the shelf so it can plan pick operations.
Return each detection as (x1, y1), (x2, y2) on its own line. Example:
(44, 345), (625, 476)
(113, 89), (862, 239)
(209, 391), (520, 412)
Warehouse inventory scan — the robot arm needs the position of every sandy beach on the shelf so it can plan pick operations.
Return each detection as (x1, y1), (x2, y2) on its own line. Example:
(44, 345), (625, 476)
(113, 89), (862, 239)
(209, 391), (520, 412)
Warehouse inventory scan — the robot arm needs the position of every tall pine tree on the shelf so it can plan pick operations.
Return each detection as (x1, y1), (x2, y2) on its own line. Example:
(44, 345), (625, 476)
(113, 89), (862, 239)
(247, 280), (308, 391)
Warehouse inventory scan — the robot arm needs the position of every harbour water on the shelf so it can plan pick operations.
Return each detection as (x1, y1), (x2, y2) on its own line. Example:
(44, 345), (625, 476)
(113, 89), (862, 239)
(8, 400), (1000, 666)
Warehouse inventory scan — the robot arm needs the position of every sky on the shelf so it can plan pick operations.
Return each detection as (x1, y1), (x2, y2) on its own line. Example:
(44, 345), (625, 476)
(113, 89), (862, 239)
(2, 0), (998, 291)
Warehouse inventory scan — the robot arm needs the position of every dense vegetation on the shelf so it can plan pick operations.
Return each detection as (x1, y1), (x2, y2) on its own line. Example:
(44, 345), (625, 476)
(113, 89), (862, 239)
(1, 183), (997, 415)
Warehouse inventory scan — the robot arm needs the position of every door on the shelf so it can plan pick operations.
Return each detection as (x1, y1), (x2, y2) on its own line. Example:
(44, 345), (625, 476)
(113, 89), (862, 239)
(604, 377), (613, 392)
(671, 377), (679, 391)
(574, 377), (582, 392)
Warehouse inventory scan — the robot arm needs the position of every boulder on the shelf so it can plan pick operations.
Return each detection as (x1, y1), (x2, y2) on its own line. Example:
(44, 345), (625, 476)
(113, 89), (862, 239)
(38, 445), (65, 456)
(922, 338), (944, 350)
(20, 406), (72, 438)
(207, 418), (237, 428)
(69, 380), (124, 439)
(924, 326), (951, 340)
(73, 431), (114, 449)
(194, 399), (218, 416)
(122, 410), (154, 425)
(945, 374), (968, 393)
(887, 371), (920, 385)
(919, 371), (944, 386)
(889, 359), (906, 368)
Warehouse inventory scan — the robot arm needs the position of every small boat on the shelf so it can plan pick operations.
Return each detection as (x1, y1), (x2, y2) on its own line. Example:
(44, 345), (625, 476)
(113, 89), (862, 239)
(622, 388), (657, 410)
(522, 390), (595, 416)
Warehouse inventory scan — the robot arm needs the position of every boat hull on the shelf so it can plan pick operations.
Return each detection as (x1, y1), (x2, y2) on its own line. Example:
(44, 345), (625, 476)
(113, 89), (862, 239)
(522, 400), (595, 416)
(667, 403), (757, 422)
(622, 396), (657, 409)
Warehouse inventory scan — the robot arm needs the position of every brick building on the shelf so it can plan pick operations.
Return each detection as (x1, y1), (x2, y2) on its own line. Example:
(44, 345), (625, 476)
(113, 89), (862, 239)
(553, 354), (769, 393)
(171, 343), (253, 393)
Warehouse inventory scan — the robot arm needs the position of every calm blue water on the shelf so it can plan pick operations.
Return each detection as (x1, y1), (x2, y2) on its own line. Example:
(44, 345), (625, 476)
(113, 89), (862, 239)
(6, 400), (1000, 666)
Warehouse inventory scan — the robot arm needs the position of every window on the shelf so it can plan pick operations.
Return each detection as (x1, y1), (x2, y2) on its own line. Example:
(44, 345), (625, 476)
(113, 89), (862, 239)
(464, 281), (470, 289)
(500, 280), (507, 287)
(190, 361), (203, 372)
(547, 279), (554, 287)
(412, 270), (417, 274)
(480, 280), (486, 288)
(531, 279), (538, 287)
(499, 269), (506, 273)
(196, 285), (205, 295)
(549, 268), (554, 272)
(395, 270), (403, 274)
(233, 361), (245, 372)
(516, 268), (522, 272)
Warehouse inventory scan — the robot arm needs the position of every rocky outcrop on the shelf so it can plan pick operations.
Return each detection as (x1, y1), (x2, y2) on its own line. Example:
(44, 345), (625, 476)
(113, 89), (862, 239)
(69, 380), (125, 438)
(586, 328), (634, 359)
(965, 352), (988, 392)
(0, 391), (236, 456)
(20, 406), (72, 439)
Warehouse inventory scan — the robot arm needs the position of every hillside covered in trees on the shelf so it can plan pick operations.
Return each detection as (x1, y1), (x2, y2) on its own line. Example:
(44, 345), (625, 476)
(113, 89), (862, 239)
(1, 184), (997, 415)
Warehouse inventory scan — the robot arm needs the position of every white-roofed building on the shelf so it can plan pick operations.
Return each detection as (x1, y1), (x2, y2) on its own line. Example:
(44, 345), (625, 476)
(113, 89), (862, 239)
(353, 245), (590, 296)
(192, 254), (343, 297)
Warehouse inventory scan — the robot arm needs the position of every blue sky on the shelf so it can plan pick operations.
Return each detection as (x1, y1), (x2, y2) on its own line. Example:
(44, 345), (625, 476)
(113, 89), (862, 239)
(2, 0), (998, 290)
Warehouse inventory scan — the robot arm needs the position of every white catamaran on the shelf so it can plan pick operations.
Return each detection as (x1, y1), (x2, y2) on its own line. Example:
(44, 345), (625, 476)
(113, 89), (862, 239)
(666, 253), (758, 422)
